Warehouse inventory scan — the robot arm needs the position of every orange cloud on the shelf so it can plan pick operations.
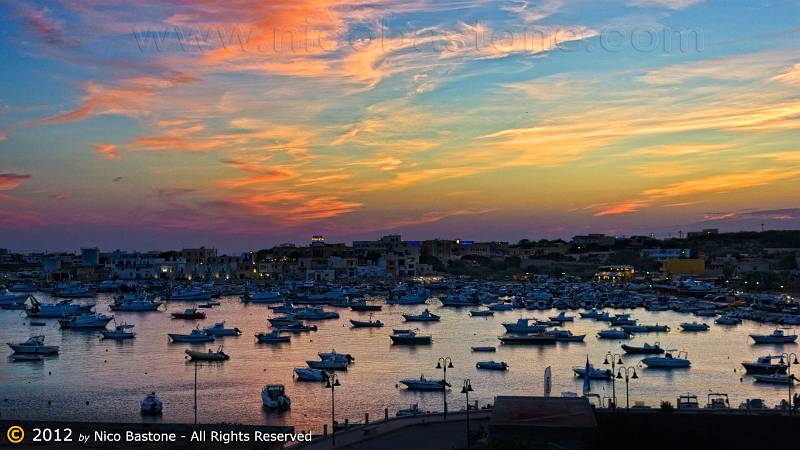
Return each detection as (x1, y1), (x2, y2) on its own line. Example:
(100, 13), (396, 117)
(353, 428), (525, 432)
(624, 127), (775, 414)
(92, 143), (119, 159)
(0, 173), (32, 190)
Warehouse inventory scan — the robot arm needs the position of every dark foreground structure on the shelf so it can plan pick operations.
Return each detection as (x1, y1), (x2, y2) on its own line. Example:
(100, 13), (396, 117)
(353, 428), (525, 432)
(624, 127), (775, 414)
(4, 398), (799, 450)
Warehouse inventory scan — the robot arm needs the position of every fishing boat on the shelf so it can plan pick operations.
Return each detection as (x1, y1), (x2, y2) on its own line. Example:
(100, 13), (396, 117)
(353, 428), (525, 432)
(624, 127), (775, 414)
(101, 322), (136, 339)
(318, 350), (354, 363)
(140, 392), (163, 415)
(597, 329), (632, 339)
(749, 329), (798, 344)
(349, 299), (382, 311)
(642, 350), (691, 368)
(293, 367), (329, 382)
(741, 355), (788, 374)
(579, 309), (605, 319)
(202, 322), (242, 336)
(498, 334), (557, 345)
(109, 292), (162, 311)
(715, 315), (742, 325)
(168, 328), (215, 343)
(622, 323), (670, 333)
(270, 302), (301, 313)
(293, 307), (339, 320)
(242, 289), (283, 304)
(55, 283), (95, 298)
(261, 384), (291, 410)
(268, 315), (298, 326)
(502, 318), (547, 333)
(390, 330), (432, 345)
(544, 329), (586, 342)
(471, 346), (496, 352)
(680, 322), (710, 332)
(26, 298), (94, 318)
(469, 309), (494, 317)
(573, 364), (613, 379)
(400, 375), (448, 391)
(621, 342), (664, 354)
(350, 317), (383, 328)
(306, 359), (348, 371)
(170, 308), (205, 320)
(402, 309), (440, 322)
(476, 361), (508, 371)
(7, 335), (59, 354)
(752, 374), (797, 385)
(277, 322), (317, 333)
(185, 345), (229, 361)
(255, 330), (291, 343)
(59, 312), (114, 329)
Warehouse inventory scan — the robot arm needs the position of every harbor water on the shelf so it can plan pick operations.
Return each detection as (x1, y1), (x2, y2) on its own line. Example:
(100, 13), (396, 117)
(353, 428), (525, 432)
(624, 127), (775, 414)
(1, 294), (797, 432)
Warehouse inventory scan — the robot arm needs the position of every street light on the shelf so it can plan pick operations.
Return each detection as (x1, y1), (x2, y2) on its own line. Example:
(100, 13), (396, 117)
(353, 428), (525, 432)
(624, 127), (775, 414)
(779, 353), (799, 415)
(437, 356), (454, 419)
(325, 373), (341, 446)
(461, 379), (474, 448)
(603, 352), (624, 409)
(616, 366), (638, 410)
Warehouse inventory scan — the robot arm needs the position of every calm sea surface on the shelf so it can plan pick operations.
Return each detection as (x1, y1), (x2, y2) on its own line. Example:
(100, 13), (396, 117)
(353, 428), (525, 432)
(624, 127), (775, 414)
(1, 294), (798, 432)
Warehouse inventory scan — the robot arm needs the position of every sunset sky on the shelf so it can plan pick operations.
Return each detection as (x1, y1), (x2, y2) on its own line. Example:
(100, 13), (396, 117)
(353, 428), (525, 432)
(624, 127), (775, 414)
(1, 0), (799, 252)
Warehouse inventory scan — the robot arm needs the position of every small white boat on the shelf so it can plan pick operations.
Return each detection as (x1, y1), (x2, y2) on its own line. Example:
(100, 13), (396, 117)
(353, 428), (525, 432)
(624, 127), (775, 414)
(400, 375), (448, 391)
(140, 392), (163, 415)
(306, 359), (348, 371)
(168, 328), (215, 343)
(293, 367), (328, 382)
(476, 361), (508, 371)
(544, 329), (586, 342)
(255, 330), (291, 343)
(642, 350), (691, 368)
(680, 322), (710, 332)
(390, 330), (432, 345)
(101, 322), (136, 339)
(402, 309), (440, 322)
(715, 315), (742, 325)
(7, 335), (59, 355)
(261, 384), (291, 410)
(502, 318), (546, 333)
(597, 329), (632, 339)
(59, 312), (114, 329)
(318, 350), (354, 363)
(293, 307), (339, 320)
(350, 318), (384, 327)
(752, 374), (797, 385)
(573, 364), (613, 379)
(185, 345), (229, 361)
(579, 309), (605, 319)
(203, 322), (242, 336)
(471, 346), (496, 352)
(750, 329), (798, 344)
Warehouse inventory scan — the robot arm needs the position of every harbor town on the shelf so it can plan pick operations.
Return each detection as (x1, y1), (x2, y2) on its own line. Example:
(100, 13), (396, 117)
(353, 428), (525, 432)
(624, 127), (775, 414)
(2, 230), (800, 448)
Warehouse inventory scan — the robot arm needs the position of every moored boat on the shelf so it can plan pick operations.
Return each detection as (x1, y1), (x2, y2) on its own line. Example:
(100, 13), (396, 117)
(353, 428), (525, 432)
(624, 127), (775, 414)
(390, 330), (432, 345)
(101, 322), (136, 339)
(261, 384), (291, 410)
(6, 335), (59, 354)
(621, 342), (664, 354)
(402, 309), (440, 322)
(168, 328), (215, 343)
(741, 355), (788, 375)
(255, 330), (291, 343)
(59, 312), (114, 329)
(202, 322), (242, 336)
(170, 308), (205, 320)
(476, 360), (508, 371)
(642, 350), (691, 368)
(140, 392), (163, 415)
(185, 345), (229, 361)
(749, 329), (798, 344)
(400, 375), (448, 391)
(498, 334), (557, 345)
(293, 367), (328, 382)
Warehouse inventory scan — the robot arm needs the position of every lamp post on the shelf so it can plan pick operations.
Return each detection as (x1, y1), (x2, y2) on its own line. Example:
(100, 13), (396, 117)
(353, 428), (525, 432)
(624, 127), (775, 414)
(603, 352), (623, 409)
(437, 356), (454, 420)
(461, 379), (474, 448)
(616, 366), (638, 410)
(325, 373), (341, 446)
(779, 352), (798, 415)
